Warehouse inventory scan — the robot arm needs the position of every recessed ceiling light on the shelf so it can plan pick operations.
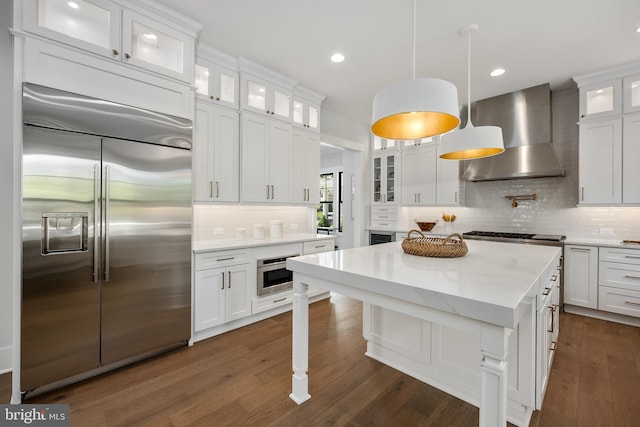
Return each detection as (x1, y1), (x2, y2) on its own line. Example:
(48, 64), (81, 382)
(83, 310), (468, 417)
(67, 1), (79, 8)
(636, 26), (640, 33)
(489, 68), (505, 77)
(330, 53), (345, 63)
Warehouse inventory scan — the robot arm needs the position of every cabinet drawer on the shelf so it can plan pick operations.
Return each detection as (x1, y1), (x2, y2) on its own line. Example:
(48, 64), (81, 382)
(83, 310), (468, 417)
(195, 251), (248, 271)
(252, 291), (293, 314)
(371, 220), (396, 230)
(371, 213), (397, 222)
(599, 261), (640, 291)
(598, 286), (640, 318)
(303, 240), (334, 254)
(599, 246), (640, 265)
(371, 206), (398, 214)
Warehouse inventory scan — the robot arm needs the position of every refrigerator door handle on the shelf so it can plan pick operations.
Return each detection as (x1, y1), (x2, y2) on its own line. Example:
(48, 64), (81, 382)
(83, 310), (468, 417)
(104, 164), (111, 282)
(94, 164), (100, 283)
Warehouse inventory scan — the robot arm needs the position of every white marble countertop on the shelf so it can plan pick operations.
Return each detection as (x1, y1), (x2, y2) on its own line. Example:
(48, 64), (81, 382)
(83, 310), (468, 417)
(564, 236), (640, 248)
(287, 240), (561, 329)
(193, 233), (335, 253)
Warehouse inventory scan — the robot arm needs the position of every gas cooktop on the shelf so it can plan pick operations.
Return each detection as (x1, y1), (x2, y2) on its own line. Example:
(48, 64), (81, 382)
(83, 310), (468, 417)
(463, 231), (566, 246)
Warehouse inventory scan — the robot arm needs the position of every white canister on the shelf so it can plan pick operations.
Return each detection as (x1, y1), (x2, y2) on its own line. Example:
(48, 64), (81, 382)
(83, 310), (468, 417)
(235, 228), (247, 241)
(270, 220), (283, 238)
(252, 224), (265, 240)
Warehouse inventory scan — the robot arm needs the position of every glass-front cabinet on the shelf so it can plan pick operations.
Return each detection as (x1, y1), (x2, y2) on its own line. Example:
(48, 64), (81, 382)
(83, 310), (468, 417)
(293, 97), (321, 132)
(579, 79), (621, 120)
(241, 74), (292, 121)
(372, 151), (398, 205)
(195, 55), (239, 109)
(623, 73), (640, 114)
(23, 0), (194, 83)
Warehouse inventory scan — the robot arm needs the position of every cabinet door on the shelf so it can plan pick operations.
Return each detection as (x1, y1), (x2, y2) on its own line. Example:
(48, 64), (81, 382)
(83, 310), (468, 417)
(564, 245), (598, 309)
(372, 155), (383, 204)
(121, 10), (193, 83)
(436, 144), (461, 205)
(24, 0), (121, 58)
(401, 150), (419, 205)
(194, 103), (239, 202)
(225, 264), (251, 322)
(241, 112), (269, 202)
(291, 130), (320, 204)
(417, 146), (436, 205)
(623, 113), (640, 203)
(195, 59), (239, 110)
(384, 152), (398, 204)
(623, 73), (640, 114)
(579, 79), (621, 120)
(194, 268), (225, 332)
(268, 121), (292, 202)
(578, 118), (622, 204)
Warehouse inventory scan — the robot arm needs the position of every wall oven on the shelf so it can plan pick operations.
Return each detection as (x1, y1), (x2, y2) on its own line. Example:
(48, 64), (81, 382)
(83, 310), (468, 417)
(369, 230), (396, 245)
(257, 254), (299, 296)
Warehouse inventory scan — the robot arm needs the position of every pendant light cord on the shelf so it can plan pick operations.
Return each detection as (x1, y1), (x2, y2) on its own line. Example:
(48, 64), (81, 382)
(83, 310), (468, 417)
(412, 0), (416, 80)
(465, 26), (476, 128)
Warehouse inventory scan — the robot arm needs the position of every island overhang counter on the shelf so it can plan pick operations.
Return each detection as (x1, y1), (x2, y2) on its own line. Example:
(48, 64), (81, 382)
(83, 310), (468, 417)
(286, 240), (561, 427)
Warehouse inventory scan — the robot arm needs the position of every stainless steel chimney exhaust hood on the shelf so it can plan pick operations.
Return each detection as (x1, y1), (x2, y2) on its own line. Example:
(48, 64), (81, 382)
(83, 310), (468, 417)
(462, 83), (565, 181)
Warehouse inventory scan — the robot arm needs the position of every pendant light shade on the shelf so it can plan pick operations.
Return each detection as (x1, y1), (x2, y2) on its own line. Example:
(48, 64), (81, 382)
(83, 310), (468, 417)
(370, 0), (460, 140)
(371, 78), (460, 140)
(440, 24), (504, 160)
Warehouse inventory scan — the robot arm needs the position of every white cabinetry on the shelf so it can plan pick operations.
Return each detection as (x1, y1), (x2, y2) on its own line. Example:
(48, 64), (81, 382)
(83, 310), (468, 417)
(578, 118), (622, 204)
(536, 267), (560, 407)
(195, 45), (239, 110)
(241, 111), (292, 203)
(194, 101), (239, 202)
(575, 62), (640, 205)
(23, 0), (196, 83)
(291, 129), (320, 204)
(401, 143), (435, 205)
(564, 245), (599, 309)
(598, 247), (640, 318)
(400, 139), (461, 206)
(292, 86), (323, 132)
(372, 149), (399, 205)
(194, 251), (251, 332)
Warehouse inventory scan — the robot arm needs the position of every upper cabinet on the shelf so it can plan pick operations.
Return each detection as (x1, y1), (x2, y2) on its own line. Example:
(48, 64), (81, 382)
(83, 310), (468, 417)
(575, 61), (640, 206)
(238, 58), (296, 122)
(23, 0), (197, 83)
(195, 45), (239, 110)
(372, 149), (399, 205)
(292, 86), (324, 132)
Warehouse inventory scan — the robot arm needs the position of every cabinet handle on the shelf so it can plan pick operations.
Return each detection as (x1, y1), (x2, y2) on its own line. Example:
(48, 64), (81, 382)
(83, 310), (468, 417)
(124, 53), (131, 60)
(266, 185), (270, 200)
(273, 297), (286, 303)
(550, 341), (557, 351)
(271, 185), (275, 199)
(542, 287), (551, 296)
(624, 275), (640, 280)
(216, 181), (220, 198)
(624, 300), (640, 306)
(228, 271), (231, 288)
(216, 257), (235, 262)
(221, 272), (225, 290)
(624, 256), (640, 260)
(551, 275), (558, 282)
(455, 191), (458, 203)
(581, 187), (584, 201)
(314, 244), (325, 248)
(548, 305), (555, 333)
(209, 181), (213, 198)
(112, 49), (119, 56)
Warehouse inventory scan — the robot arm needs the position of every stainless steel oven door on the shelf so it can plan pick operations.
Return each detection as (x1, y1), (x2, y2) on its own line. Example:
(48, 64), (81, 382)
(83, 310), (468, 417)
(257, 255), (298, 297)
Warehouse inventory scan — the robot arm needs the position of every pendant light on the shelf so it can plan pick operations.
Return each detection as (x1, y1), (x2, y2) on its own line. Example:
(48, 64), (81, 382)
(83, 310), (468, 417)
(439, 24), (505, 160)
(371, 0), (460, 140)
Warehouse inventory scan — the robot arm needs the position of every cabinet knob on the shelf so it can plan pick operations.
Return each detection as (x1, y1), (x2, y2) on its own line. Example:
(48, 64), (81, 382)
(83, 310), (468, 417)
(124, 53), (131, 60)
(112, 49), (119, 56)
(266, 110), (271, 114)
(271, 111), (275, 115)
(216, 97), (220, 101)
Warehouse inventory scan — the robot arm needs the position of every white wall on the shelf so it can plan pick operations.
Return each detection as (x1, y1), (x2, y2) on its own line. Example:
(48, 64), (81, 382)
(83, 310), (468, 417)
(394, 87), (640, 240)
(0, 0), (15, 374)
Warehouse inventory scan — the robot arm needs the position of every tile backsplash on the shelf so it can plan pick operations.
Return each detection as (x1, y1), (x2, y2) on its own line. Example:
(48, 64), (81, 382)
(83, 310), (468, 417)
(193, 204), (315, 241)
(399, 86), (640, 240)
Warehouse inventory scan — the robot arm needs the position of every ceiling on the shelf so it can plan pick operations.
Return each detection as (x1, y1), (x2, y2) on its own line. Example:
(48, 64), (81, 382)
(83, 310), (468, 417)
(157, 0), (640, 137)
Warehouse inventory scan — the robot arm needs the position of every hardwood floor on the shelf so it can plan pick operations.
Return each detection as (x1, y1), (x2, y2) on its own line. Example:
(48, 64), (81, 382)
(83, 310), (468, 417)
(1, 294), (640, 426)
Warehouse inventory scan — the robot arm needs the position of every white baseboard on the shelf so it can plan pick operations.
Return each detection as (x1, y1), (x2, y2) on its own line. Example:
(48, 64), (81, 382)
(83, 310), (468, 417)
(563, 305), (640, 327)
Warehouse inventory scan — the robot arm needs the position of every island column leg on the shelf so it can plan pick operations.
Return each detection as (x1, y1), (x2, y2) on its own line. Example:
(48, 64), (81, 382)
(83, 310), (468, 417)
(479, 324), (510, 427)
(290, 275), (311, 404)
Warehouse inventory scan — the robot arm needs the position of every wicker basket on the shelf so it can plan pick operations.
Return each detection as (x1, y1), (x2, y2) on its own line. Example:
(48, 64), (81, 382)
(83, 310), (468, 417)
(402, 230), (468, 258)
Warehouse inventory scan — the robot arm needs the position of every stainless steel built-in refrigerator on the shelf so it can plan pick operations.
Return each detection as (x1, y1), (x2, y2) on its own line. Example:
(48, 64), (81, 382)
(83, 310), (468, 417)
(21, 84), (192, 393)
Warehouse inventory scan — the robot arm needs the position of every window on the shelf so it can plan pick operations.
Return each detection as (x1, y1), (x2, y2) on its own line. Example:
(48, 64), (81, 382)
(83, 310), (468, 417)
(317, 173), (333, 228)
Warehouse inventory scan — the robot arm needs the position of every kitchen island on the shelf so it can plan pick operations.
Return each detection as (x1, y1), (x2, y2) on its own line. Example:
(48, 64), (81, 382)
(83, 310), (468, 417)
(286, 240), (561, 427)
